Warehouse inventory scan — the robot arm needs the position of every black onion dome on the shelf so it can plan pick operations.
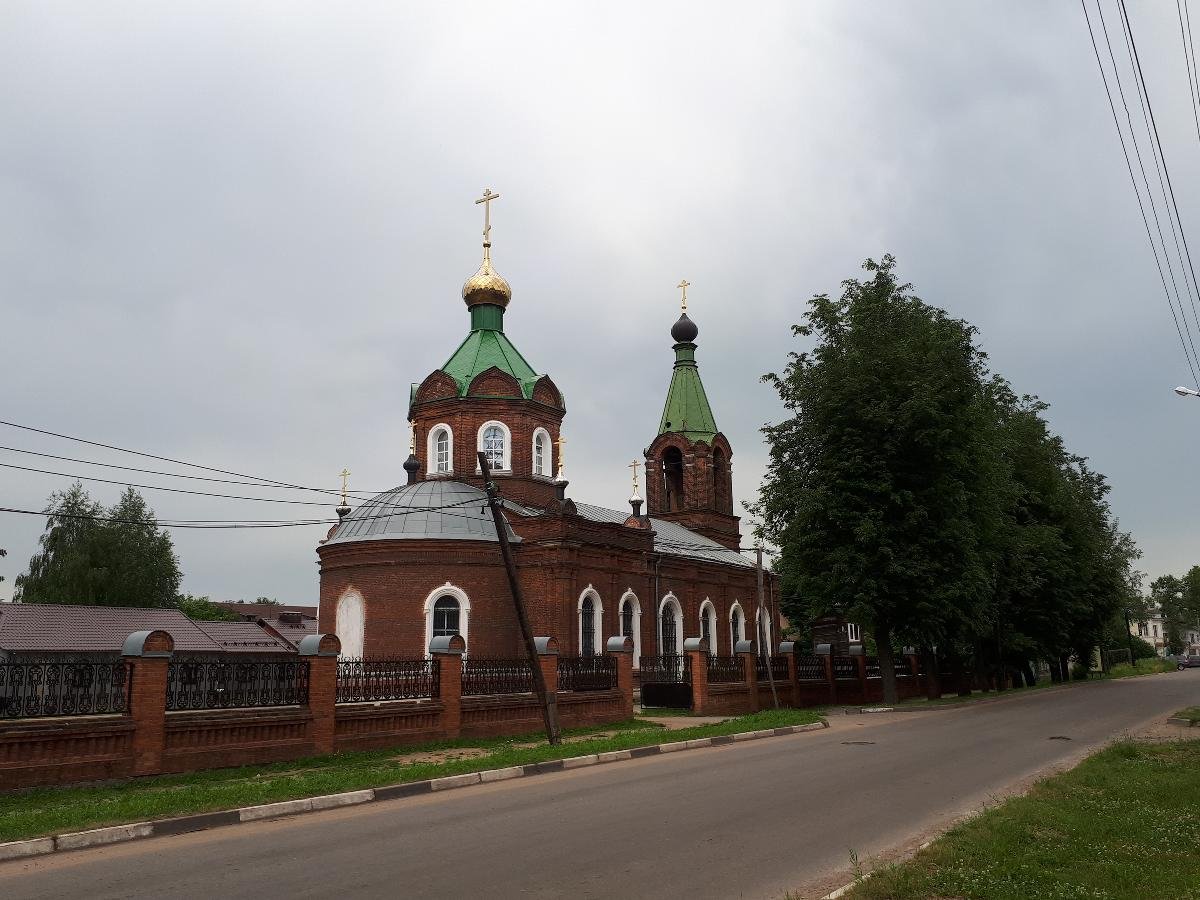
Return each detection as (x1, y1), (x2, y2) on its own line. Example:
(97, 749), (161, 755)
(403, 454), (420, 477)
(671, 312), (698, 343)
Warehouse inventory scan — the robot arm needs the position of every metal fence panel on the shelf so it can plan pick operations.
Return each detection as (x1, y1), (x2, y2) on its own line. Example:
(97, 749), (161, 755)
(557, 655), (617, 692)
(706, 655), (744, 684)
(165, 658), (309, 711)
(0, 657), (128, 719)
(460, 658), (534, 695)
(336, 658), (438, 703)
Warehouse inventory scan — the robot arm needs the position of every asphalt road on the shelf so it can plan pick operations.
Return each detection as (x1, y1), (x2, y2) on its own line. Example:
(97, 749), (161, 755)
(3, 671), (1198, 900)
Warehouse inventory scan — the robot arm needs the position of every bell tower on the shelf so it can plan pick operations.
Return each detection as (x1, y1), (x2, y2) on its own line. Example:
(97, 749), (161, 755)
(644, 283), (741, 549)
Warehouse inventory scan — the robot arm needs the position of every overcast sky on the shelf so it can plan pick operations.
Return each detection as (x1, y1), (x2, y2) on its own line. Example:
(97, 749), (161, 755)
(4, 1), (1200, 605)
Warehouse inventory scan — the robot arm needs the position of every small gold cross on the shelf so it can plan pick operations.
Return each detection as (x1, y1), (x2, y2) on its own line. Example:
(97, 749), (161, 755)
(475, 188), (501, 243)
(677, 279), (690, 312)
(628, 459), (641, 495)
(339, 468), (351, 505)
(553, 433), (566, 477)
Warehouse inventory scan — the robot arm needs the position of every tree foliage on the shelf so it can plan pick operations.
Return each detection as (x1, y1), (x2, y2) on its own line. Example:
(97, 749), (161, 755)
(176, 594), (240, 621)
(14, 483), (182, 608)
(755, 256), (1139, 699)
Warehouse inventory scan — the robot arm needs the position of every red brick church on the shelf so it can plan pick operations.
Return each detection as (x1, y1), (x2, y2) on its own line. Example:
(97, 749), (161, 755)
(317, 193), (777, 663)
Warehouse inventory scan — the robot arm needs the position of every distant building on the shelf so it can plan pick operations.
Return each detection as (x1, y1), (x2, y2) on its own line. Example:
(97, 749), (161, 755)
(0, 604), (294, 659)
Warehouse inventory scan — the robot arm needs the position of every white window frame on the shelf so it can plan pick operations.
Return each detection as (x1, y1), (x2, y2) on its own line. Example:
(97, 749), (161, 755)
(423, 582), (471, 657)
(426, 424), (454, 475)
(658, 593), (684, 656)
(577, 585), (604, 656)
(757, 607), (773, 657)
(699, 599), (717, 657)
(846, 622), (863, 643)
(334, 588), (365, 659)
(619, 589), (642, 667)
(532, 427), (551, 477)
(476, 420), (512, 472)
(729, 601), (745, 654)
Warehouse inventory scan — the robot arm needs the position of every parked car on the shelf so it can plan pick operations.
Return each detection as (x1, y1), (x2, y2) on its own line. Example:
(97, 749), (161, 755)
(1176, 656), (1200, 670)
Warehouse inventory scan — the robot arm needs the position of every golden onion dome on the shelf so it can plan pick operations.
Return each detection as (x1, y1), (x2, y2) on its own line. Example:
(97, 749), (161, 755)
(462, 243), (512, 309)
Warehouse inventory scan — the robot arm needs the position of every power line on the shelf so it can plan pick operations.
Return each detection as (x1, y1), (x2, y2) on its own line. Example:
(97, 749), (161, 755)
(1176, 0), (1200, 146)
(0, 418), (366, 501)
(1119, 0), (1200, 343)
(1081, 0), (1200, 383)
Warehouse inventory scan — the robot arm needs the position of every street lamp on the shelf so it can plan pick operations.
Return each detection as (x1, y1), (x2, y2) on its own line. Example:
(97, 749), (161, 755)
(1175, 386), (1200, 397)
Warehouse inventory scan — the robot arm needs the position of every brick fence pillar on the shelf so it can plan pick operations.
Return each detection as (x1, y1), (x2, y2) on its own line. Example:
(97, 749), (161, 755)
(122, 629), (173, 777)
(684, 637), (709, 714)
(534, 636), (559, 695)
(779, 641), (798, 707)
(605, 636), (635, 718)
(298, 633), (342, 755)
(430, 634), (466, 740)
(815, 643), (836, 705)
(735, 639), (759, 713)
(852, 647), (868, 705)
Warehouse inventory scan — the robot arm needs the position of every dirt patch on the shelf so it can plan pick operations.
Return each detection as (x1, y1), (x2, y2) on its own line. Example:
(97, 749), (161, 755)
(1133, 719), (1200, 744)
(512, 729), (632, 748)
(388, 747), (491, 765)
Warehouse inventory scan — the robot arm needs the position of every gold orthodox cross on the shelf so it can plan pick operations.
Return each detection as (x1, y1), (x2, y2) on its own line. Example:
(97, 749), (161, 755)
(554, 433), (566, 477)
(339, 468), (351, 505)
(677, 279), (690, 312)
(476, 188), (501, 243)
(629, 459), (641, 495)
(409, 420), (417, 454)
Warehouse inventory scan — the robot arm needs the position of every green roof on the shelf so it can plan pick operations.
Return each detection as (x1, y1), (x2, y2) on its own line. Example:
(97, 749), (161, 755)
(440, 327), (540, 398)
(658, 343), (719, 442)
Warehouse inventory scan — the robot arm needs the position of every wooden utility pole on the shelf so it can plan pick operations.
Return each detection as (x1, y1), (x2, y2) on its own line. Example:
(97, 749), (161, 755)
(756, 545), (779, 709)
(477, 451), (560, 745)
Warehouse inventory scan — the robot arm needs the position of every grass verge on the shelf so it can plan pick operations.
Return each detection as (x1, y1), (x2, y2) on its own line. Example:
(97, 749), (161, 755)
(845, 739), (1200, 899)
(1173, 706), (1200, 723)
(1107, 657), (1178, 678)
(0, 707), (820, 843)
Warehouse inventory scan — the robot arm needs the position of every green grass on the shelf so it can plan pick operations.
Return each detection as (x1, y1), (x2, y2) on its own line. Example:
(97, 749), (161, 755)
(1174, 706), (1200, 723)
(846, 739), (1200, 899)
(1106, 657), (1177, 678)
(0, 707), (821, 843)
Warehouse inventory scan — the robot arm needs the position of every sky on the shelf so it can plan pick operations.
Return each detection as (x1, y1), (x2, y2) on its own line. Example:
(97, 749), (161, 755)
(3, 1), (1200, 604)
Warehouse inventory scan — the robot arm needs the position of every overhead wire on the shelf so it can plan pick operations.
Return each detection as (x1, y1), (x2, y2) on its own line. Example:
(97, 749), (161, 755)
(1081, 0), (1200, 383)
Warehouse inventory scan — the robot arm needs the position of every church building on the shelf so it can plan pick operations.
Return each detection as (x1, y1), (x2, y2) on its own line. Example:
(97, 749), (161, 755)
(317, 192), (777, 664)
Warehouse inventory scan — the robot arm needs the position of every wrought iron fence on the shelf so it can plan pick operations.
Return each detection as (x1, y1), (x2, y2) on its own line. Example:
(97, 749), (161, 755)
(894, 659), (913, 679)
(460, 658), (534, 695)
(833, 656), (858, 679)
(638, 654), (691, 684)
(557, 655), (617, 692)
(796, 655), (825, 681)
(0, 657), (129, 719)
(753, 655), (790, 682)
(864, 656), (882, 678)
(706, 655), (744, 683)
(336, 658), (438, 703)
(165, 658), (309, 711)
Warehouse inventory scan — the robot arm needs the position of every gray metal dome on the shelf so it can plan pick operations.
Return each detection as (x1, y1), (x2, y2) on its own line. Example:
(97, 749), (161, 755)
(324, 480), (519, 545)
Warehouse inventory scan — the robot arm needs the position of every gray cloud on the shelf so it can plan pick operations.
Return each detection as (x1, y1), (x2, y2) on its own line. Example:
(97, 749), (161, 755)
(3, 1), (1199, 602)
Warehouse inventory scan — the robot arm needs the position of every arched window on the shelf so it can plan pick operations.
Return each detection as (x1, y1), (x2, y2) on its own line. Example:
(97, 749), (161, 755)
(757, 607), (773, 657)
(699, 601), (717, 657)
(712, 446), (730, 514)
(335, 590), (365, 659)
(432, 596), (460, 638)
(620, 591), (641, 666)
(578, 588), (603, 657)
(729, 603), (744, 653)
(477, 421), (511, 471)
(659, 595), (683, 657)
(663, 447), (685, 512)
(532, 429), (551, 477)
(423, 583), (471, 656)
(426, 424), (454, 475)
(581, 598), (595, 656)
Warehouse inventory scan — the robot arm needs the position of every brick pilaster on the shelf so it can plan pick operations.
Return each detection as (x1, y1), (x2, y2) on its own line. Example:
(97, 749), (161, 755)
(605, 636), (634, 718)
(737, 641), (759, 713)
(685, 638), (709, 714)
(123, 629), (173, 777)
(431, 635), (466, 739)
(299, 634), (342, 755)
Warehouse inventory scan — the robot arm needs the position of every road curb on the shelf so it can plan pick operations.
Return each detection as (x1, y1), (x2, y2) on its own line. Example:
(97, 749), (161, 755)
(0, 719), (828, 862)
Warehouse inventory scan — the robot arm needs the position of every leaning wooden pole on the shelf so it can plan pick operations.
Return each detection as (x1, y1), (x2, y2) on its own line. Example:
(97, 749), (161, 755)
(756, 545), (779, 709)
(477, 451), (560, 745)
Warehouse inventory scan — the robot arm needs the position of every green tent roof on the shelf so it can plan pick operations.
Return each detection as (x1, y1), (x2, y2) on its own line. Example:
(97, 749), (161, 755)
(658, 344), (718, 442)
(439, 327), (541, 398)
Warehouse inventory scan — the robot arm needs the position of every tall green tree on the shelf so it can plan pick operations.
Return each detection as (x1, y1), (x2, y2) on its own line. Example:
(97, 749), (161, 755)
(753, 256), (999, 703)
(15, 483), (182, 608)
